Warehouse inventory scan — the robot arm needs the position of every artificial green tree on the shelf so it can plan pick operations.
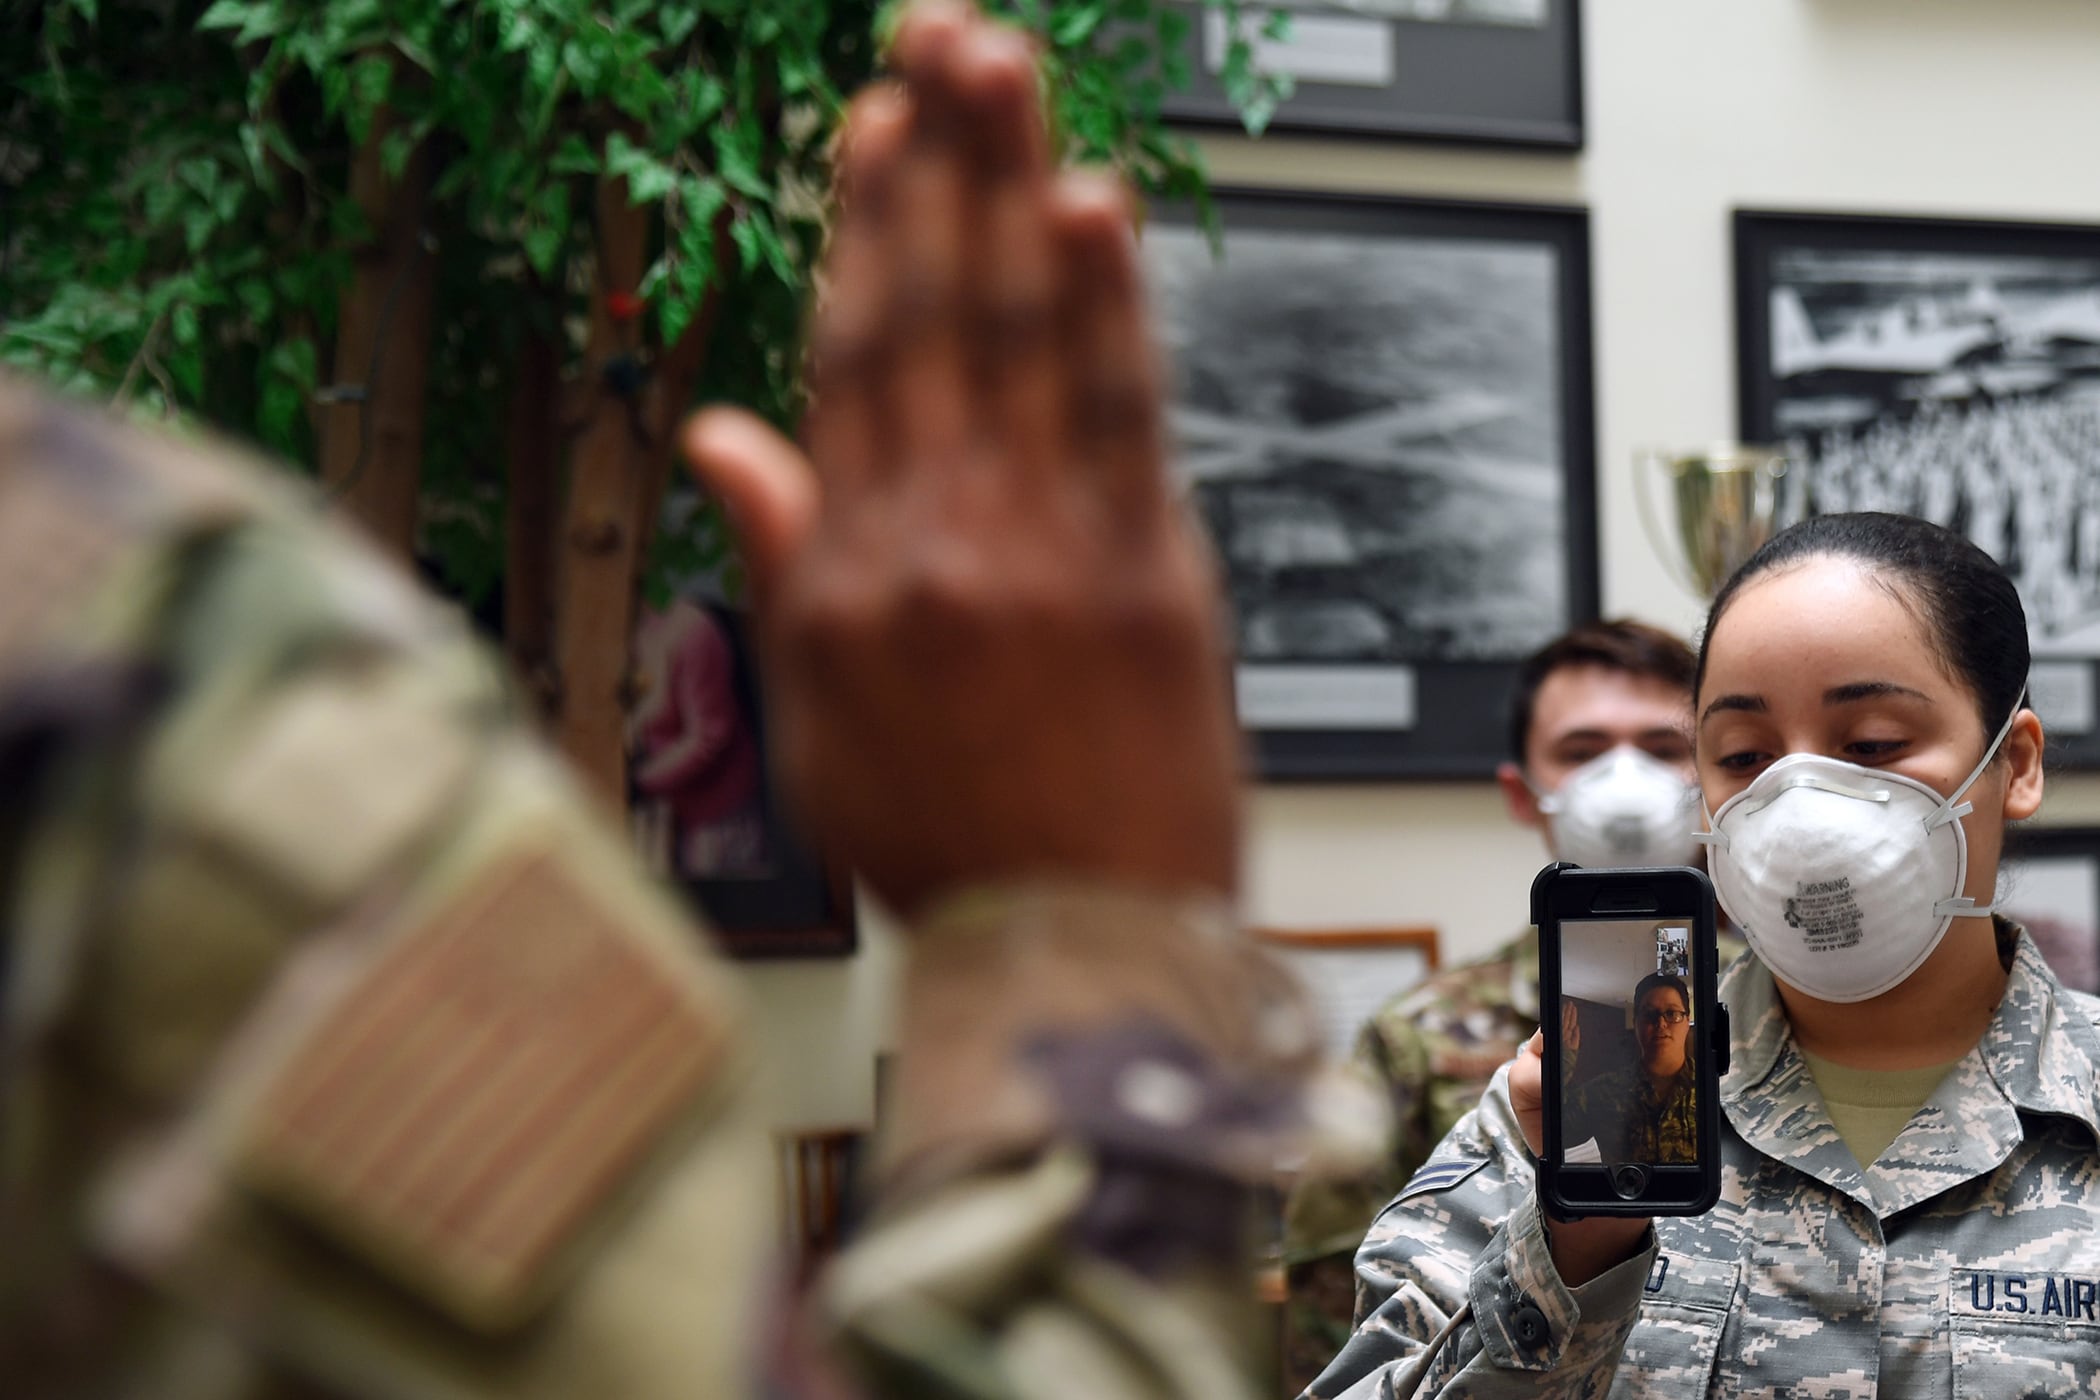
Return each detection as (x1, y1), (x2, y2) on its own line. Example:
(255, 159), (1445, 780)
(0, 0), (1285, 795)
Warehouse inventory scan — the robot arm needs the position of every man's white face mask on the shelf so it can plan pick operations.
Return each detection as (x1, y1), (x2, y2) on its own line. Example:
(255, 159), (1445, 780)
(1532, 746), (1701, 871)
(1693, 696), (2023, 1004)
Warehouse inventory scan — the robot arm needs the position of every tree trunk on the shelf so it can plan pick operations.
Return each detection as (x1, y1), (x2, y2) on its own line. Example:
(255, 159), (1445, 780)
(630, 210), (732, 564)
(318, 118), (436, 559)
(504, 309), (563, 718)
(552, 177), (653, 803)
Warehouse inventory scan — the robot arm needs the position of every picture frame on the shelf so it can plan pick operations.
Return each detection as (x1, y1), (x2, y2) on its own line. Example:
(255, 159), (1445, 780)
(1158, 0), (1583, 149)
(627, 599), (857, 959)
(1735, 209), (2100, 769)
(1252, 925), (1443, 1061)
(1144, 189), (1599, 779)
(2000, 826), (2100, 995)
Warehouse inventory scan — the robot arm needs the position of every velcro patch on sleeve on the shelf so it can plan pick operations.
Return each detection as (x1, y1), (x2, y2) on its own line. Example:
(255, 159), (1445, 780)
(233, 848), (729, 1332)
(181, 660), (477, 909)
(1395, 1156), (1490, 1203)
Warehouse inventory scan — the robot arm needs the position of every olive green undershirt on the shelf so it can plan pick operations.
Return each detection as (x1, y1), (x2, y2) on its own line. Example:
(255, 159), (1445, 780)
(1797, 1046), (1965, 1169)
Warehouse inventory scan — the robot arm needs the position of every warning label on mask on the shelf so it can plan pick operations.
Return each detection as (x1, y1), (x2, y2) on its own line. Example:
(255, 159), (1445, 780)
(1783, 876), (1864, 951)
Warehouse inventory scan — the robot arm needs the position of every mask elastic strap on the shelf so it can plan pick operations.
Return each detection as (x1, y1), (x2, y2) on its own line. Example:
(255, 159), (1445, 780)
(1692, 817), (1727, 854)
(1927, 686), (2029, 832)
(1935, 895), (1996, 919)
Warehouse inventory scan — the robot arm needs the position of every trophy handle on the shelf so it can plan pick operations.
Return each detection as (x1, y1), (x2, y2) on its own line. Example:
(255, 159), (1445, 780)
(1633, 447), (1704, 598)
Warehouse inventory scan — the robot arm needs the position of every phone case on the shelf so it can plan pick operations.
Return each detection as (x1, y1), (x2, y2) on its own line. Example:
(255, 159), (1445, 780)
(1532, 861), (1728, 1219)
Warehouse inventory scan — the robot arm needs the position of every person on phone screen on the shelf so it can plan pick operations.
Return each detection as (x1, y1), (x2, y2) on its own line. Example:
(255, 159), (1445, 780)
(1561, 974), (1697, 1166)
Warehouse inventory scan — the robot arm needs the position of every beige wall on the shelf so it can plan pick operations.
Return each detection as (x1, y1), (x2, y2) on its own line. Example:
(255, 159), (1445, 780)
(744, 0), (2100, 1131)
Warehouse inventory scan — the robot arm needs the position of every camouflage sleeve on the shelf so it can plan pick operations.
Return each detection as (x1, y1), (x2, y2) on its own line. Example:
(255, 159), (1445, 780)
(817, 885), (1324, 1400)
(0, 384), (780, 1398)
(1306, 1067), (1654, 1400)
(1285, 1012), (1436, 1265)
(69, 526), (779, 1399)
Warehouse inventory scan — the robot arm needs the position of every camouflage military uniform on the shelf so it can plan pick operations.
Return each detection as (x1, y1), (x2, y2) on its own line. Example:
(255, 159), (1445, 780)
(1307, 920), (2100, 1400)
(1279, 930), (1541, 1392)
(1566, 1064), (1698, 1165)
(0, 378), (1317, 1399)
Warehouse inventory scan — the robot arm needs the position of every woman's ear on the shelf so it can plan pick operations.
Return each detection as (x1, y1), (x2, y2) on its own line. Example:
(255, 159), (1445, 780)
(2000, 708), (2046, 822)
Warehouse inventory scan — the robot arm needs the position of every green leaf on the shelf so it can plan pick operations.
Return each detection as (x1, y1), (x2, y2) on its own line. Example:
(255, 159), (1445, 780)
(522, 184), (570, 280)
(551, 135), (599, 176)
(144, 177), (184, 233)
(561, 33), (608, 94)
(661, 2), (703, 46)
(712, 121), (768, 199)
(498, 8), (538, 53)
(185, 208), (218, 254)
(345, 53), (393, 145)
(239, 123), (269, 183)
(167, 345), (204, 399)
(729, 216), (761, 273)
(318, 62), (349, 119)
(522, 225), (563, 281)
(605, 133), (678, 206)
(1049, 2), (1106, 48)
(236, 277), (274, 321)
(197, 0), (256, 32)
(258, 377), (303, 449)
(1261, 7), (1292, 41)
(259, 338), (316, 450)
(381, 127), (416, 179)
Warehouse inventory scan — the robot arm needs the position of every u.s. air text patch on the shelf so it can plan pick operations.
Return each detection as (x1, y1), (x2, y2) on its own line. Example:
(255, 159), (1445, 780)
(234, 849), (728, 1331)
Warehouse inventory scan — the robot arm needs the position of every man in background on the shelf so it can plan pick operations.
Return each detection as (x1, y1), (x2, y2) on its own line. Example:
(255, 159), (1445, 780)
(1280, 618), (1701, 1391)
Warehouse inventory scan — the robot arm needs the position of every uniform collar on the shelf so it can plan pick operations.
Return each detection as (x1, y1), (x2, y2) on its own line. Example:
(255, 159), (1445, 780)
(1720, 922), (2100, 1219)
(1976, 927), (2100, 1152)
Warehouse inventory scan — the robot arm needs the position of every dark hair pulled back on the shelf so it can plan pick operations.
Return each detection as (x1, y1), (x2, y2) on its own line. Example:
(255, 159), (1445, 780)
(1693, 512), (2029, 742)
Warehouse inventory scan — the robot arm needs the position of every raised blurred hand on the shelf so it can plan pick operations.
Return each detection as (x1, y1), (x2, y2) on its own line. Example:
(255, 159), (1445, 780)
(680, 1), (1241, 919)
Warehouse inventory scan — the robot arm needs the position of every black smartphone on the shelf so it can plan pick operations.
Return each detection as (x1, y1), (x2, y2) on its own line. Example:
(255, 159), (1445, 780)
(1532, 862), (1728, 1219)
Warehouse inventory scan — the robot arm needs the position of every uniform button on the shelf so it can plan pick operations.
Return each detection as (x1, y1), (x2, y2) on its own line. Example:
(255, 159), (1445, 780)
(1510, 1302), (1549, 1348)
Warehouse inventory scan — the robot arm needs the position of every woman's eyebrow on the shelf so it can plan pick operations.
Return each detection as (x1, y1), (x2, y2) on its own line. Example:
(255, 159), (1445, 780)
(1699, 693), (1764, 726)
(1824, 681), (1933, 706)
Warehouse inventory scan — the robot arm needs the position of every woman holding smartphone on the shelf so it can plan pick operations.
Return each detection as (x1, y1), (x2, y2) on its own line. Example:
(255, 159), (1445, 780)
(1308, 511), (2100, 1399)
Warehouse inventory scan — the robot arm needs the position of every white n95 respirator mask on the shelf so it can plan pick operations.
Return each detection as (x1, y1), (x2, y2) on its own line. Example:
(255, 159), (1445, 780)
(1534, 747), (1702, 870)
(1695, 700), (2022, 1003)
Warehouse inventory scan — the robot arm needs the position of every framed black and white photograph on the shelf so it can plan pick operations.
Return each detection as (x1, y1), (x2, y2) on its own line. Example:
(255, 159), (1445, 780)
(1737, 210), (2100, 769)
(1158, 0), (1583, 148)
(2000, 827), (2100, 995)
(1145, 189), (1598, 779)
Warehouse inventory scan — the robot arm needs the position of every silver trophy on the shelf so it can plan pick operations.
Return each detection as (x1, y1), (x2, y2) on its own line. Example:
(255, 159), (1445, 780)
(1635, 444), (1790, 599)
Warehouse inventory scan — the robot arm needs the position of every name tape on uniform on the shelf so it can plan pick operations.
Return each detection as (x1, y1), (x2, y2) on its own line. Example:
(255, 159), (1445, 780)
(1957, 1269), (2100, 1323)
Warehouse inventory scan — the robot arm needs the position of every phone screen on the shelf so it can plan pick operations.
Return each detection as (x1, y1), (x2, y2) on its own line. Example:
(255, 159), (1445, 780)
(1556, 917), (1700, 1173)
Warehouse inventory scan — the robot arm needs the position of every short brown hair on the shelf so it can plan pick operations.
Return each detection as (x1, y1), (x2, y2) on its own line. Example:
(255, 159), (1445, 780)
(1506, 619), (1696, 763)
